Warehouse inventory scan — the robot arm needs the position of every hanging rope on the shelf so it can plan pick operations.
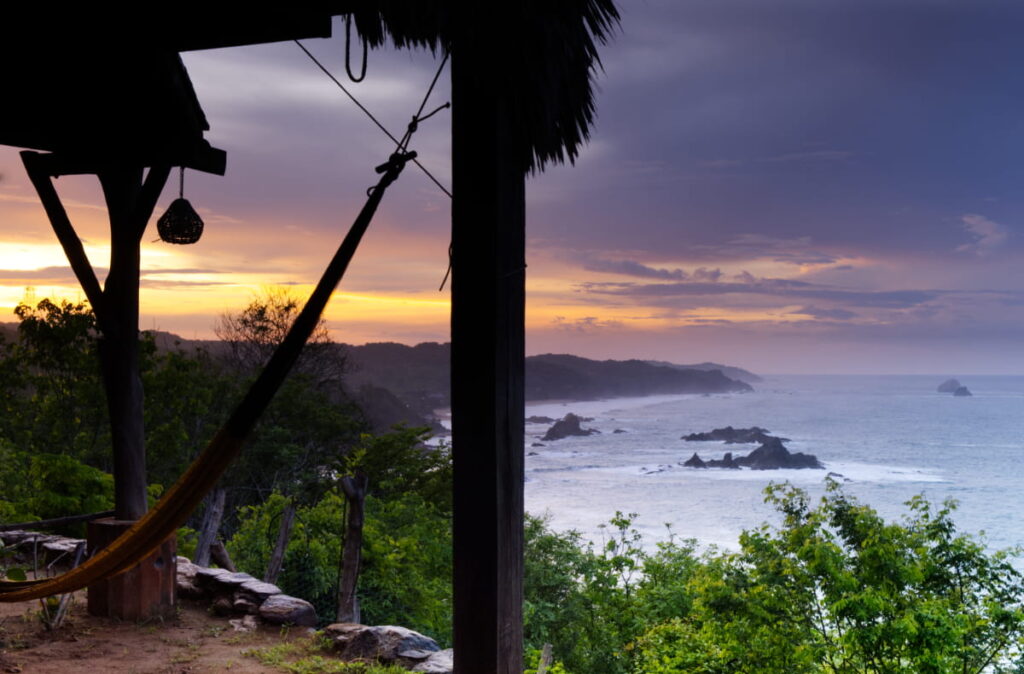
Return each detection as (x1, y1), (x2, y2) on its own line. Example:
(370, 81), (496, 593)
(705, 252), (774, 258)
(294, 39), (456, 291)
(345, 16), (368, 83)
(294, 40), (452, 199)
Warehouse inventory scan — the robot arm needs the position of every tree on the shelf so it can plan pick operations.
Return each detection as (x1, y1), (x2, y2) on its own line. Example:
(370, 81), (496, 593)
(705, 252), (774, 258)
(632, 481), (1024, 673)
(214, 286), (347, 387)
(200, 287), (361, 572)
(5, 299), (109, 466)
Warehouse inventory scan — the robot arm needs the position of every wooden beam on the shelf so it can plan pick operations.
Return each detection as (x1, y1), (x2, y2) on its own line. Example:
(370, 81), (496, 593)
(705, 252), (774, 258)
(0, 510), (115, 533)
(135, 165), (172, 240)
(450, 9), (526, 673)
(25, 144), (226, 178)
(20, 151), (108, 329)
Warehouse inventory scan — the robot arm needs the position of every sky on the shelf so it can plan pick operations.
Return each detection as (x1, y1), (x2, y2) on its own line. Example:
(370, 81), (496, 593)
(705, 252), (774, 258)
(2, 0), (1024, 374)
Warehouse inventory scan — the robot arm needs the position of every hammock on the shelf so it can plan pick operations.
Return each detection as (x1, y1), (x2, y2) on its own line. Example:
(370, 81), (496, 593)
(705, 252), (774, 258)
(0, 151), (416, 601)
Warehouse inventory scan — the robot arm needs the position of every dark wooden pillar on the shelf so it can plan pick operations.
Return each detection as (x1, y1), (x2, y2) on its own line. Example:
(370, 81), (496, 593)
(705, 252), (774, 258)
(98, 167), (149, 521)
(450, 12), (526, 674)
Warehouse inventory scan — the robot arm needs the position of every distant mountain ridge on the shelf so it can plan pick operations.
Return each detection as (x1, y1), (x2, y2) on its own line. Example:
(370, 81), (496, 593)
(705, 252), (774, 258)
(342, 343), (754, 419)
(0, 324), (756, 427)
(646, 360), (762, 383)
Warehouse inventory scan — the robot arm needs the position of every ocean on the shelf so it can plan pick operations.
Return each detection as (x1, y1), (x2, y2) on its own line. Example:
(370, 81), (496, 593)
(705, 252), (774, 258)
(521, 375), (1024, 554)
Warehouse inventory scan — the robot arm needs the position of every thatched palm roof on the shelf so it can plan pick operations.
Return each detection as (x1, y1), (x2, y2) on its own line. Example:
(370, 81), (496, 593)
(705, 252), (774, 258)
(349, 1), (621, 172)
(0, 2), (618, 175)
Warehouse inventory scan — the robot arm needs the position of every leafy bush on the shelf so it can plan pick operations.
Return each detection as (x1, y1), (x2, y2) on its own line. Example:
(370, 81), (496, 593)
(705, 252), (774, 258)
(632, 481), (1024, 673)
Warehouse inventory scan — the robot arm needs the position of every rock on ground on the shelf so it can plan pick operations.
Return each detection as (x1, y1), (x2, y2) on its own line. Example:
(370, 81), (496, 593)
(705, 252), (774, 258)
(258, 594), (317, 626)
(326, 623), (440, 666)
(412, 648), (454, 673)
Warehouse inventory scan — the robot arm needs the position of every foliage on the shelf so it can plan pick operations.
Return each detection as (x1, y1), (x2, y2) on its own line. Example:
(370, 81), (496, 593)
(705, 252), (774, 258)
(1, 299), (108, 466)
(143, 345), (235, 490)
(0, 437), (113, 532)
(228, 425), (453, 640)
(631, 481), (1024, 673)
(229, 487), (453, 642)
(345, 427), (451, 511)
(524, 647), (570, 674)
(215, 286), (347, 387)
(212, 288), (364, 531)
(522, 513), (701, 674)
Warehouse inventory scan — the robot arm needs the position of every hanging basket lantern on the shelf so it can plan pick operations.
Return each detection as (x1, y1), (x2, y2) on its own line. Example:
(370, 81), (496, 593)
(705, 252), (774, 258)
(157, 168), (204, 244)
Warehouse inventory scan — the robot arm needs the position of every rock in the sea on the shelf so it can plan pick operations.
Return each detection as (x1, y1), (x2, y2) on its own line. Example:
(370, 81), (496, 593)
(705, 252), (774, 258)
(412, 648), (454, 673)
(937, 378), (961, 393)
(953, 386), (973, 397)
(258, 594), (317, 626)
(735, 437), (823, 470)
(542, 413), (600, 441)
(531, 442), (545, 447)
(707, 452), (741, 469)
(682, 426), (786, 444)
(326, 623), (440, 665)
(526, 415), (556, 424)
(613, 428), (627, 434)
(682, 452), (707, 468)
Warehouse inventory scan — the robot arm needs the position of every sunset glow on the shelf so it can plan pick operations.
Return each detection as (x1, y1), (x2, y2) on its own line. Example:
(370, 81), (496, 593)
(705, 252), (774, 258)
(2, 3), (1023, 374)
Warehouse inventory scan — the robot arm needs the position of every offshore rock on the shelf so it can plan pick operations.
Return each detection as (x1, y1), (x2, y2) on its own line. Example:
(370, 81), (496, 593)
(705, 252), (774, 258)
(682, 452), (707, 468)
(953, 386), (973, 397)
(682, 426), (786, 444)
(937, 378), (961, 393)
(735, 437), (823, 470)
(706, 452), (741, 469)
(527, 415), (556, 424)
(542, 413), (600, 441)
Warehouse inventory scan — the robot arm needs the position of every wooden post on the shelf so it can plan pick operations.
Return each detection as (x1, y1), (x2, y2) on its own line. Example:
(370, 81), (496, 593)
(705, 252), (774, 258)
(21, 154), (174, 619)
(450, 10), (526, 673)
(86, 518), (177, 622)
(98, 167), (150, 521)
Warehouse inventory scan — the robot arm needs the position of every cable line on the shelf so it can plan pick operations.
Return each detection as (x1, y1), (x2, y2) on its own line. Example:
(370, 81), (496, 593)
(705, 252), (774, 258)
(294, 40), (452, 199)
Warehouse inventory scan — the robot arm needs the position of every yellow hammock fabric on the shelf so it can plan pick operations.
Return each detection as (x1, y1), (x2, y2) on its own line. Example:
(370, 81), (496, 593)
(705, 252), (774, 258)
(0, 153), (413, 601)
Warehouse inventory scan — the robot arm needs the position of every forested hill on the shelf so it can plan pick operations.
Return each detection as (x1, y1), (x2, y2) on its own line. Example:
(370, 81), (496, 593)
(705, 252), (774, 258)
(1, 322), (754, 424)
(645, 359), (762, 383)
(343, 342), (753, 417)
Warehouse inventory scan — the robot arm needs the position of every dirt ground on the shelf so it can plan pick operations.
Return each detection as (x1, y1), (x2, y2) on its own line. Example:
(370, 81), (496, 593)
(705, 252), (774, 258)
(0, 596), (311, 673)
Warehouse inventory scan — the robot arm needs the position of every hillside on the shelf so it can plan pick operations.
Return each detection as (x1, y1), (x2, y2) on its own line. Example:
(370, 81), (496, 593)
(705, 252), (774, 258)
(1, 323), (756, 427)
(344, 342), (754, 418)
(646, 359), (762, 383)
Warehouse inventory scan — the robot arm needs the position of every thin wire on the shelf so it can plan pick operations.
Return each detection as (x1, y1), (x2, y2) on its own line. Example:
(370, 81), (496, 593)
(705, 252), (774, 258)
(294, 40), (452, 199)
(178, 166), (184, 199)
(295, 38), (455, 291)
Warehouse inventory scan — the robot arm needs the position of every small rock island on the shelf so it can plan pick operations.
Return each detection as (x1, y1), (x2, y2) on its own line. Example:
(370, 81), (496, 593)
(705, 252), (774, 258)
(938, 379), (972, 396)
(682, 426), (788, 444)
(681, 427), (823, 470)
(542, 413), (600, 441)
